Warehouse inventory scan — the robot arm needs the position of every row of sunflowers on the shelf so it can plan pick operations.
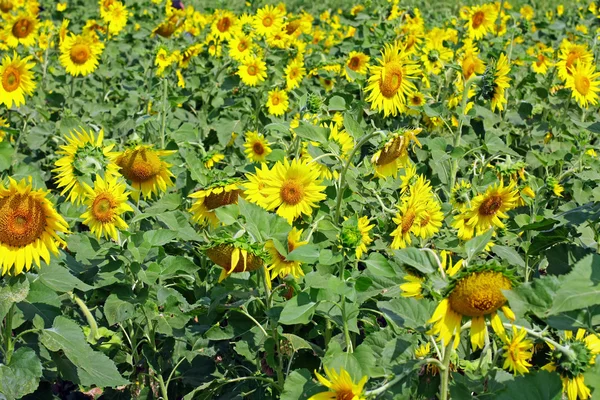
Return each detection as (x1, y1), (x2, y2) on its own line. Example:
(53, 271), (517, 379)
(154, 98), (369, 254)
(1, 0), (600, 399)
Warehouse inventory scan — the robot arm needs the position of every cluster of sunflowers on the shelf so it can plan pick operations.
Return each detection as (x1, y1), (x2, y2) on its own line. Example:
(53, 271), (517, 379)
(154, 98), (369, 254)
(1, 0), (600, 399)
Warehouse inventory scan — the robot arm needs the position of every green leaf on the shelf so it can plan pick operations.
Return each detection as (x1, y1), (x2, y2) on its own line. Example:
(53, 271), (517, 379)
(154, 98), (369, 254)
(491, 245), (525, 268)
(393, 248), (437, 274)
(38, 261), (93, 293)
(104, 294), (135, 326)
(287, 244), (320, 263)
(0, 347), (43, 400)
(294, 122), (328, 143)
(363, 253), (396, 278)
(377, 297), (435, 331)
(549, 254), (600, 315)
(496, 371), (562, 400)
(465, 229), (493, 262)
(343, 112), (363, 139)
(143, 229), (177, 246)
(503, 275), (560, 319)
(0, 142), (14, 171)
(281, 369), (322, 400)
(279, 293), (318, 325)
(0, 277), (29, 321)
(282, 333), (313, 352)
(214, 204), (239, 225)
(328, 95), (346, 111)
(40, 316), (128, 387)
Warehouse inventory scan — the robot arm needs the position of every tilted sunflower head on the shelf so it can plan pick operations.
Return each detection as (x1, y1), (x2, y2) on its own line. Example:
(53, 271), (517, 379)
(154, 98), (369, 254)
(203, 236), (267, 282)
(477, 63), (497, 101)
(340, 216), (362, 249)
(550, 333), (595, 379)
(306, 93), (324, 113)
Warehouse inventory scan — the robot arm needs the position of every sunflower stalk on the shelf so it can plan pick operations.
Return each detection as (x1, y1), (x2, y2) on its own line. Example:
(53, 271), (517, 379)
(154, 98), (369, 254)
(160, 78), (168, 149)
(261, 266), (285, 391)
(2, 303), (16, 365)
(439, 343), (454, 400)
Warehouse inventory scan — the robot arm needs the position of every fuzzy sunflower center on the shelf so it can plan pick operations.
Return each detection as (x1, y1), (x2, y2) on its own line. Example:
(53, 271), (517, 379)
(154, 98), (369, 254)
(401, 209), (416, 234)
(565, 52), (581, 73)
(92, 196), (115, 223)
(271, 94), (281, 105)
(0, 0), (13, 13)
(204, 189), (240, 210)
(479, 195), (503, 216)
(262, 15), (274, 27)
(410, 96), (422, 106)
(252, 141), (265, 155)
(376, 136), (404, 166)
(12, 18), (33, 39)
(217, 17), (231, 32)
(536, 54), (545, 67)
(2, 67), (20, 92)
(336, 390), (355, 400)
(575, 74), (591, 95)
(70, 43), (91, 65)
(471, 11), (485, 29)
(379, 62), (403, 98)
(289, 68), (299, 79)
(206, 244), (263, 273)
(286, 20), (301, 35)
(237, 41), (248, 52)
(463, 57), (476, 79)
(247, 65), (258, 76)
(348, 57), (361, 70)
(448, 271), (511, 317)
(118, 150), (162, 182)
(0, 194), (47, 248)
(280, 179), (304, 205)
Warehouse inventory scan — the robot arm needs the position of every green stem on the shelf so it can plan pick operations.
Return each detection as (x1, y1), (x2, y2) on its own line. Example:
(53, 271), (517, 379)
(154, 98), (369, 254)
(439, 343), (453, 400)
(70, 75), (76, 98)
(160, 78), (168, 149)
(157, 374), (169, 400)
(503, 323), (576, 359)
(261, 266), (284, 390)
(338, 258), (353, 353)
(3, 303), (15, 364)
(324, 318), (332, 348)
(71, 293), (99, 342)
(334, 131), (382, 222)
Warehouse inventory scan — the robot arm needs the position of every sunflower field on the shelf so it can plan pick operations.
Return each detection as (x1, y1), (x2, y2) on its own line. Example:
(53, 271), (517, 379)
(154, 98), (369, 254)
(2, 0), (600, 399)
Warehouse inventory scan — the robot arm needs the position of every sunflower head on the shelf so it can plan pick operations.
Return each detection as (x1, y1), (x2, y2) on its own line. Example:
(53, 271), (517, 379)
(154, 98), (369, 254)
(204, 236), (265, 282)
(477, 63), (496, 101)
(550, 332), (596, 379)
(340, 216), (363, 249)
(116, 144), (175, 199)
(189, 179), (243, 227)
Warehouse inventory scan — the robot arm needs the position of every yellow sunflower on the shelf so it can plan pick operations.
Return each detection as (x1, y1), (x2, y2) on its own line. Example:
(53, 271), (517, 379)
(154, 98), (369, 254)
(0, 116), (7, 142)
(420, 36), (453, 75)
(228, 35), (254, 62)
(0, 52), (36, 108)
(371, 128), (422, 178)
(266, 89), (289, 116)
(244, 131), (272, 163)
(390, 184), (429, 249)
(565, 61), (600, 108)
(244, 163), (271, 209)
(501, 326), (533, 375)
(284, 58), (306, 90)
(253, 5), (284, 37)
(365, 42), (418, 117)
(491, 53), (511, 112)
(53, 128), (119, 205)
(343, 51), (370, 80)
(189, 180), (243, 227)
(81, 175), (132, 242)
(400, 274), (425, 298)
(237, 56), (267, 86)
(265, 227), (307, 280)
(309, 367), (368, 400)
(0, 177), (69, 276)
(543, 329), (600, 400)
(260, 158), (327, 224)
(428, 269), (516, 350)
(463, 4), (497, 40)
(203, 151), (225, 169)
(4, 12), (38, 48)
(456, 39), (485, 84)
(205, 239), (264, 283)
(211, 9), (236, 41)
(556, 41), (593, 81)
(115, 144), (176, 200)
(59, 33), (105, 77)
(340, 215), (374, 259)
(104, 1), (128, 36)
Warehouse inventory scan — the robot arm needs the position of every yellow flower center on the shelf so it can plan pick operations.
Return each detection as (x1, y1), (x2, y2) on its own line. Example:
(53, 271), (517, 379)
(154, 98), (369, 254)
(206, 244), (263, 273)
(401, 209), (416, 234)
(565, 51), (582, 74)
(2, 67), (20, 92)
(410, 95), (422, 106)
(478, 195), (503, 216)
(536, 54), (545, 67)
(280, 179), (304, 205)
(92, 195), (115, 223)
(0, 0), (13, 13)
(271, 94), (281, 105)
(449, 271), (511, 317)
(204, 189), (240, 210)
(217, 17), (231, 33)
(286, 20), (301, 35)
(118, 148), (162, 183)
(70, 43), (91, 65)
(252, 141), (265, 155)
(12, 18), (33, 39)
(262, 15), (274, 27)
(336, 390), (355, 400)
(471, 11), (485, 29)
(0, 194), (47, 247)
(376, 136), (405, 166)
(237, 41), (248, 52)
(348, 56), (361, 70)
(575, 74), (591, 95)
(247, 65), (258, 76)
(379, 61), (403, 98)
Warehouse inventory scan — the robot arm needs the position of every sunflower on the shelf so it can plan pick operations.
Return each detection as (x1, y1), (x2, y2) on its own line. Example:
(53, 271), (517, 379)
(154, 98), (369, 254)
(211, 9), (236, 41)
(265, 227), (307, 280)
(501, 326), (533, 375)
(0, 116), (7, 142)
(0, 177), (69, 276)
(565, 62), (600, 108)
(189, 180), (243, 227)
(543, 329), (600, 400)
(428, 269), (516, 350)
(420, 36), (453, 75)
(4, 12), (38, 48)
(115, 145), (176, 200)
(490, 53), (511, 112)
(463, 4), (497, 40)
(528, 44), (553, 75)
(309, 367), (368, 400)
(456, 39), (485, 84)
(205, 238), (264, 282)
(340, 215), (374, 259)
(371, 128), (422, 178)
(259, 158), (326, 224)
(284, 58), (306, 90)
(104, 1), (128, 36)
(556, 41), (593, 81)
(228, 35), (254, 62)
(266, 89), (289, 116)
(203, 151), (225, 169)
(343, 51), (370, 80)
(390, 192), (427, 249)
(244, 163), (271, 209)
(254, 5), (284, 37)
(53, 128), (119, 205)
(244, 131), (272, 163)
(450, 180), (472, 211)
(237, 56), (267, 86)
(400, 274), (425, 298)
(81, 175), (132, 242)
(365, 42), (418, 117)
(0, 52), (36, 108)
(456, 180), (518, 238)
(59, 33), (105, 77)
